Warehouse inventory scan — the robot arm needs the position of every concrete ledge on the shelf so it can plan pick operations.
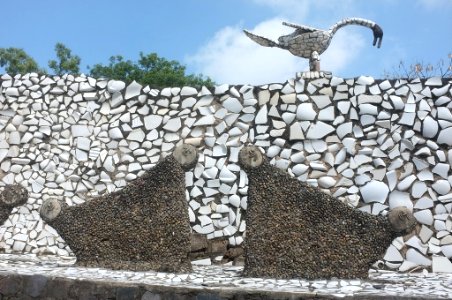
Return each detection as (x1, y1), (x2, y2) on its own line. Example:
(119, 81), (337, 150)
(0, 272), (436, 300)
(0, 255), (451, 299)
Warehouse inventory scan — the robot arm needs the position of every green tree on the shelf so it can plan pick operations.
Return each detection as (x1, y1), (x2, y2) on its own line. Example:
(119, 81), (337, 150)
(0, 47), (42, 74)
(89, 52), (214, 88)
(48, 43), (81, 75)
(89, 55), (142, 82)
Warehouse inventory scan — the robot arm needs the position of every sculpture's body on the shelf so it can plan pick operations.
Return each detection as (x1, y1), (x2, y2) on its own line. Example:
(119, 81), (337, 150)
(239, 146), (415, 279)
(244, 18), (383, 71)
(40, 144), (197, 273)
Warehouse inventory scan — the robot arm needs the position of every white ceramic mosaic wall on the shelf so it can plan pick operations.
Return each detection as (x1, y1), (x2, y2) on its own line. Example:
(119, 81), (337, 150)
(0, 73), (451, 272)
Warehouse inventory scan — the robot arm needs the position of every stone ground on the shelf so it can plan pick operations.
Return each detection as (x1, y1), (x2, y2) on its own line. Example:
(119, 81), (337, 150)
(0, 254), (451, 299)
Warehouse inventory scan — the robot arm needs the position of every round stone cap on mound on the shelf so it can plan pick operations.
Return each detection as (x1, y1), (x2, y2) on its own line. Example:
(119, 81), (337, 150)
(388, 206), (417, 235)
(40, 198), (62, 222)
(0, 184), (28, 208)
(238, 146), (264, 169)
(173, 144), (198, 170)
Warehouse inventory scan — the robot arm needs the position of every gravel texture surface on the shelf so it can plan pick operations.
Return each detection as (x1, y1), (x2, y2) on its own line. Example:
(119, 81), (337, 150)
(45, 155), (192, 272)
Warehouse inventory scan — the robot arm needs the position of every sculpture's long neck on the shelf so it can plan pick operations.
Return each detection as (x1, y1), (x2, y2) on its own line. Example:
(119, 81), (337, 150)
(329, 17), (376, 35)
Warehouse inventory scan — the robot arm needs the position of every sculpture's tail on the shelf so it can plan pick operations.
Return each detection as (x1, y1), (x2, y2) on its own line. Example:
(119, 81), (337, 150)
(243, 30), (279, 48)
(1, 184), (28, 225)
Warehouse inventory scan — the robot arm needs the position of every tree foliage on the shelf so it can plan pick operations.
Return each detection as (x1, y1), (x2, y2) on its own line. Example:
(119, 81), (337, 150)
(48, 43), (81, 75)
(0, 47), (42, 74)
(384, 53), (452, 79)
(88, 55), (141, 82)
(89, 52), (214, 88)
(0, 44), (214, 87)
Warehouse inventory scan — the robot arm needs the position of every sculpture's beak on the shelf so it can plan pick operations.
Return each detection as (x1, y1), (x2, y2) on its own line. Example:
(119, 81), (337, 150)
(372, 24), (383, 48)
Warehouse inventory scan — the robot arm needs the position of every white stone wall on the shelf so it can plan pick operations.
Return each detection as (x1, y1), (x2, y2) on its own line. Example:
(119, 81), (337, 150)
(0, 73), (451, 272)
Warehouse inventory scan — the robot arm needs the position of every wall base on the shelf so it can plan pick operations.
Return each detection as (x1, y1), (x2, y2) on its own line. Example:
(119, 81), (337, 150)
(0, 254), (451, 299)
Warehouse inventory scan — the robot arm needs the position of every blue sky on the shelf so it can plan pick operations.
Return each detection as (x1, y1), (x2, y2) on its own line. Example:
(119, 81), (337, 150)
(0, 0), (451, 84)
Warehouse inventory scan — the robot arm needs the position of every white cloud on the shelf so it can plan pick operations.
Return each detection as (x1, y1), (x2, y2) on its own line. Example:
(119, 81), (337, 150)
(416, 0), (452, 10)
(321, 30), (366, 73)
(186, 18), (367, 85)
(186, 19), (301, 85)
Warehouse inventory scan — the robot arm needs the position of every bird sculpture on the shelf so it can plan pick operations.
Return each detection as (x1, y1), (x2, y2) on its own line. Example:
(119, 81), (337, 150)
(244, 18), (383, 72)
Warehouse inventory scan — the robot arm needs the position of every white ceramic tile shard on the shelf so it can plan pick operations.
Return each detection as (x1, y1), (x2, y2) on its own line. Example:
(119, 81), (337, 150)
(356, 76), (375, 86)
(76, 137), (91, 151)
(417, 169), (434, 182)
(71, 125), (92, 137)
(306, 121), (335, 139)
(219, 167), (237, 183)
(359, 180), (389, 203)
(311, 95), (331, 109)
(432, 84), (450, 97)
(296, 103), (316, 121)
(194, 115), (215, 126)
(422, 116), (439, 138)
(384, 245), (403, 262)
(397, 175), (417, 191)
(437, 107), (452, 121)
(442, 245), (452, 258)
(432, 180), (451, 195)
(425, 77), (442, 86)
(432, 163), (450, 179)
(127, 129), (146, 142)
(143, 115), (163, 130)
(289, 122), (305, 140)
(432, 256), (452, 273)
(255, 105), (268, 124)
(415, 197), (434, 210)
(110, 92), (124, 108)
(8, 132), (21, 145)
(318, 176), (336, 188)
(222, 98), (243, 113)
(406, 249), (431, 266)
(163, 117), (181, 132)
(181, 86), (198, 96)
(414, 209), (434, 226)
(389, 191), (413, 210)
(411, 181), (428, 198)
(419, 225), (434, 243)
(398, 112), (416, 126)
(281, 93), (296, 104)
(437, 127), (452, 146)
(107, 80), (126, 93)
(124, 81), (142, 100)
(292, 164), (309, 176)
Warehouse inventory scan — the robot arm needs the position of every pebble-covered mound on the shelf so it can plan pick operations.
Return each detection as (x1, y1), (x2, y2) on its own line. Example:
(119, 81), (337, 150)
(44, 155), (192, 272)
(242, 159), (402, 279)
(0, 185), (28, 225)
